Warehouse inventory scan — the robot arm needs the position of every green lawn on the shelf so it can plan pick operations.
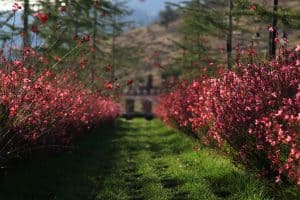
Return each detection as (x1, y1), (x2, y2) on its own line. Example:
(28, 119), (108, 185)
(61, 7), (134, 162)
(0, 118), (283, 200)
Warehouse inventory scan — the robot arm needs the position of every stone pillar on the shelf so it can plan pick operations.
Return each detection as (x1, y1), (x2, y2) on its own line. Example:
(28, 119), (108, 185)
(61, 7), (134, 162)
(142, 99), (153, 120)
(125, 98), (135, 119)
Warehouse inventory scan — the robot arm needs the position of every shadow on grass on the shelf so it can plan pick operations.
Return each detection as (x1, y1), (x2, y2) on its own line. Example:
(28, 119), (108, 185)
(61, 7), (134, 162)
(0, 118), (289, 200)
(0, 119), (180, 200)
(203, 171), (274, 200)
(0, 120), (128, 200)
(123, 128), (191, 157)
(205, 173), (239, 199)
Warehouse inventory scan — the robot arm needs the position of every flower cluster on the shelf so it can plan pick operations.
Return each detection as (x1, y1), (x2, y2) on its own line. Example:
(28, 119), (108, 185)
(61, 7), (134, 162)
(0, 55), (119, 163)
(156, 47), (300, 186)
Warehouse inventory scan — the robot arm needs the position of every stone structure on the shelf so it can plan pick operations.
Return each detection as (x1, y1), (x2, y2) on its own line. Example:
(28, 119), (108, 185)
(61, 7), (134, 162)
(122, 74), (160, 120)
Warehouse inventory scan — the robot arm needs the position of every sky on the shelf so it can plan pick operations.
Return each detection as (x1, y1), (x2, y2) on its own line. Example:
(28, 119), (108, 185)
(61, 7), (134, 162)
(127, 0), (183, 17)
(126, 0), (184, 26)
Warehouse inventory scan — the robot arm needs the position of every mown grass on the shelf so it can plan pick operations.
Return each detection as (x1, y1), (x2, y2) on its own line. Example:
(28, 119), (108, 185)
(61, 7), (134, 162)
(0, 118), (292, 200)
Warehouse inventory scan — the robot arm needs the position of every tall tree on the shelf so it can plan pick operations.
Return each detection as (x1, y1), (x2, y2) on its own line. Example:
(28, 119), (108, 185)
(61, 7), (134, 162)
(104, 0), (133, 81)
(159, 4), (179, 28)
(268, 0), (278, 59)
(227, 0), (233, 68)
(23, 0), (30, 48)
(232, 0), (300, 59)
(168, 0), (227, 78)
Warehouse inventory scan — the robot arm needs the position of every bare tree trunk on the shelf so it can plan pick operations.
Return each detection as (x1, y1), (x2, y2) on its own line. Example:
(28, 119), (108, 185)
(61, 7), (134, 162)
(111, 15), (116, 82)
(268, 0), (278, 59)
(226, 0), (233, 69)
(55, 0), (59, 7)
(91, 8), (97, 86)
(23, 0), (30, 48)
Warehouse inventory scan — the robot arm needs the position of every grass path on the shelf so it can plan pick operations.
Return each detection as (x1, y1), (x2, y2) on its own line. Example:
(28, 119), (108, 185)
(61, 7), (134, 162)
(0, 119), (273, 200)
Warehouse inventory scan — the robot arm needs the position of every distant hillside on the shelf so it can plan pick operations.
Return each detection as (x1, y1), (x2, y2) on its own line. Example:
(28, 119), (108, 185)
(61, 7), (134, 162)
(117, 16), (299, 68)
(114, 0), (300, 84)
(115, 20), (181, 86)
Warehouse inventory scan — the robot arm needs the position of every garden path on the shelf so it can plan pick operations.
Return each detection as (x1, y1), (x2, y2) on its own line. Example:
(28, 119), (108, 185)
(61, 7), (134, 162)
(0, 119), (270, 200)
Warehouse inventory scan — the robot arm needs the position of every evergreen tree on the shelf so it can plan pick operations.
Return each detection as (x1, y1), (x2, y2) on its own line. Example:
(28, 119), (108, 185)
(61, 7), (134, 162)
(167, 0), (227, 78)
(159, 4), (179, 28)
(166, 0), (300, 79)
(100, 0), (143, 83)
(232, 0), (300, 58)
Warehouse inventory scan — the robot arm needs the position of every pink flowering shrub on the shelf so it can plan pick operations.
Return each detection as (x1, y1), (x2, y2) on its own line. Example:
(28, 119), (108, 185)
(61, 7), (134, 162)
(0, 55), (119, 163)
(156, 47), (300, 186)
(0, 3), (121, 165)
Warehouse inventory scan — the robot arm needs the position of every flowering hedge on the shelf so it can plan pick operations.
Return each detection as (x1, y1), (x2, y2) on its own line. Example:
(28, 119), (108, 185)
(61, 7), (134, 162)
(156, 47), (300, 186)
(0, 3), (121, 166)
(0, 57), (119, 164)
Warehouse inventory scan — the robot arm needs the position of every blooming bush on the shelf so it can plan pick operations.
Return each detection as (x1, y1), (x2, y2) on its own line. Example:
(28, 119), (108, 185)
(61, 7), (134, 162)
(0, 53), (119, 164)
(0, 2), (121, 165)
(156, 47), (300, 186)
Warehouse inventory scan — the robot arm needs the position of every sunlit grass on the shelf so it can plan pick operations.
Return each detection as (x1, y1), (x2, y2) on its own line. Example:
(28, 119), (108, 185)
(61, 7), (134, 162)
(0, 118), (291, 199)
